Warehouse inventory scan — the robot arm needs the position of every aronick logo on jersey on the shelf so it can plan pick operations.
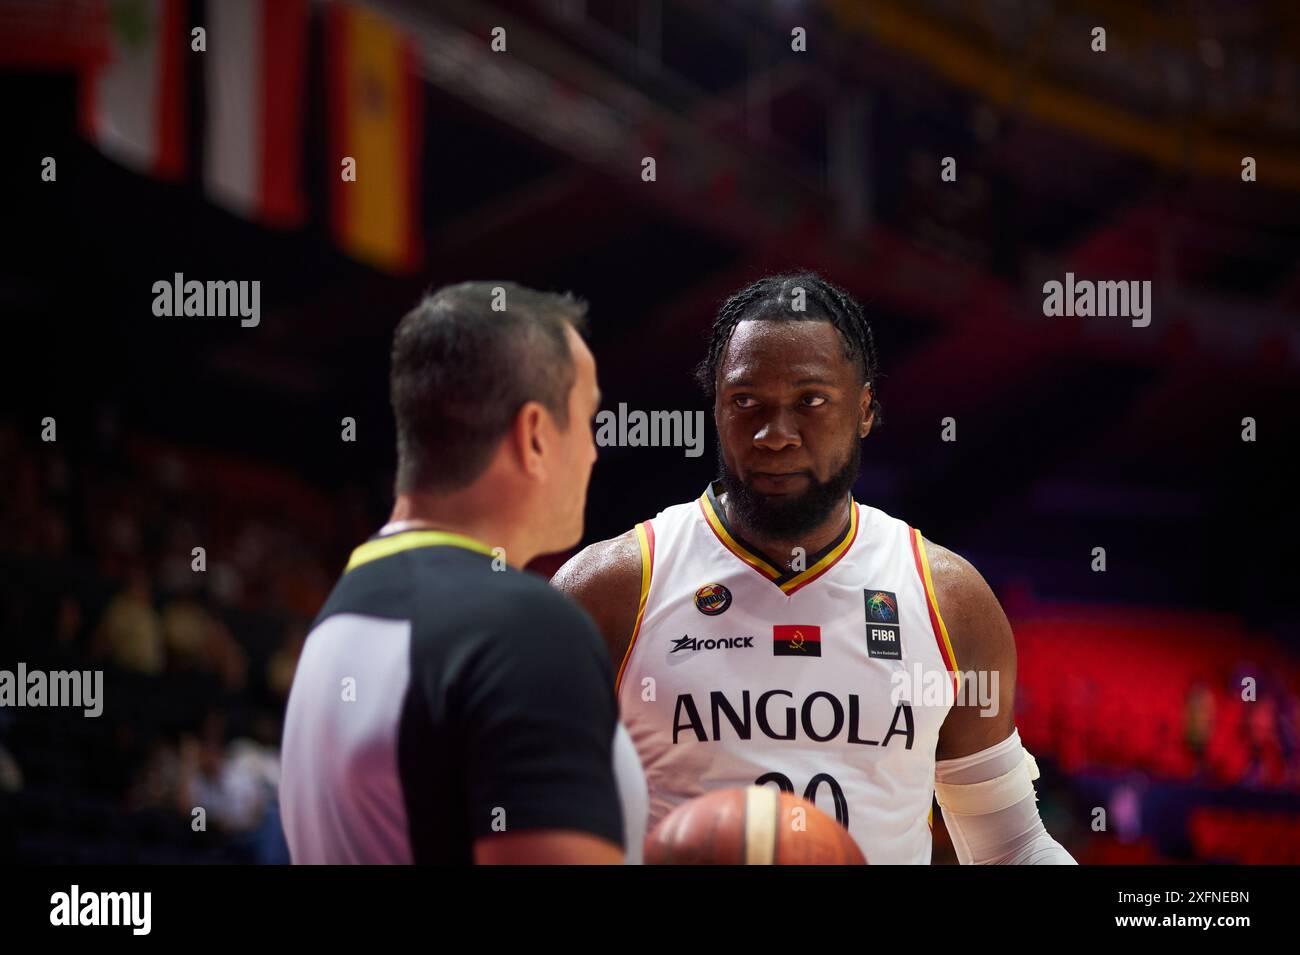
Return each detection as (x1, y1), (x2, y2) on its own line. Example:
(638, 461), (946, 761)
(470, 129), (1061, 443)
(773, 624), (820, 656)
(864, 590), (902, 660)
(671, 634), (755, 654)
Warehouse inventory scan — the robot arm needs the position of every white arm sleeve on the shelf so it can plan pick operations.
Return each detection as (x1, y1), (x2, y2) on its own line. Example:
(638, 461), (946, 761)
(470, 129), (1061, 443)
(934, 727), (1077, 865)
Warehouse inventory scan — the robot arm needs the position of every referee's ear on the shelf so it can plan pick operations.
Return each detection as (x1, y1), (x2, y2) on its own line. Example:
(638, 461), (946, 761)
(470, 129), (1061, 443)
(512, 400), (552, 481)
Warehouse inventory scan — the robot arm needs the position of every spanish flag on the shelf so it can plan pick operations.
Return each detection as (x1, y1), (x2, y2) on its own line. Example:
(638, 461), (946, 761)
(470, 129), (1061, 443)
(326, 3), (423, 273)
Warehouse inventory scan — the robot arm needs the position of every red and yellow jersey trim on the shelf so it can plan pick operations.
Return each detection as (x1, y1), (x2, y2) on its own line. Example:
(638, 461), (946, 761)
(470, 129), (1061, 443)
(698, 491), (783, 582)
(615, 520), (654, 693)
(697, 485), (859, 596)
(909, 528), (960, 683)
(782, 503), (859, 595)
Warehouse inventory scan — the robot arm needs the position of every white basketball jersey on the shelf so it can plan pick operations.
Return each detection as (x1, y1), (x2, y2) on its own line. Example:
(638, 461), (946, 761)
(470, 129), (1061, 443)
(617, 483), (959, 864)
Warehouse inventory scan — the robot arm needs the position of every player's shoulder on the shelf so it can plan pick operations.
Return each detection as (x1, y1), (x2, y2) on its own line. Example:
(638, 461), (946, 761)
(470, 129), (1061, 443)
(920, 538), (982, 591)
(551, 527), (643, 600)
(553, 494), (700, 587)
(860, 501), (984, 597)
(550, 526), (652, 666)
(917, 536), (1014, 668)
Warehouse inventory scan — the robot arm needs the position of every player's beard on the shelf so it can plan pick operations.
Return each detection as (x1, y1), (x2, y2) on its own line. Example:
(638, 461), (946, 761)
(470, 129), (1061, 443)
(717, 438), (861, 542)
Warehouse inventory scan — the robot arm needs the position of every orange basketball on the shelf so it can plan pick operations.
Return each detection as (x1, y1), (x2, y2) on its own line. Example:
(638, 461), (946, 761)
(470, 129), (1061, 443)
(644, 786), (867, 865)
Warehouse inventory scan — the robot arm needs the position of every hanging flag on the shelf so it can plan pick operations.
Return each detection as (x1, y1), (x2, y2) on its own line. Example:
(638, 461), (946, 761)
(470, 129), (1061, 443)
(205, 0), (308, 227)
(0, 0), (108, 70)
(326, 3), (424, 273)
(79, 0), (187, 179)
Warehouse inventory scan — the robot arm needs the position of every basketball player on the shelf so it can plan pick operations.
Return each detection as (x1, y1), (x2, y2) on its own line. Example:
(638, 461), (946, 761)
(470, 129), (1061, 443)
(281, 282), (647, 864)
(553, 273), (1074, 864)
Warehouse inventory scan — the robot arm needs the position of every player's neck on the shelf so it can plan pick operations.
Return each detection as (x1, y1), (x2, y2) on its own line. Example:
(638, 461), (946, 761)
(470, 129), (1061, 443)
(386, 491), (540, 569)
(719, 491), (853, 573)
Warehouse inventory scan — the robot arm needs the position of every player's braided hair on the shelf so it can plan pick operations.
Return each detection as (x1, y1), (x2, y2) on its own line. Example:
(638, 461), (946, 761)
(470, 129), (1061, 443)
(693, 271), (882, 423)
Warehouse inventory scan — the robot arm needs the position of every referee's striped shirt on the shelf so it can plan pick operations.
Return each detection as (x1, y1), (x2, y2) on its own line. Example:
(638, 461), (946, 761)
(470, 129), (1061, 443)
(280, 529), (646, 863)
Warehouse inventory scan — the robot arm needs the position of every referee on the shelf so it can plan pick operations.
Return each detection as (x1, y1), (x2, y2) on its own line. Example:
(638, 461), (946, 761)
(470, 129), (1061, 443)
(280, 282), (646, 864)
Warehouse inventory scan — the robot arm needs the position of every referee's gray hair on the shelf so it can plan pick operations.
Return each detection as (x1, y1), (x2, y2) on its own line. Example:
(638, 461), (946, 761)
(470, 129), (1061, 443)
(390, 281), (589, 493)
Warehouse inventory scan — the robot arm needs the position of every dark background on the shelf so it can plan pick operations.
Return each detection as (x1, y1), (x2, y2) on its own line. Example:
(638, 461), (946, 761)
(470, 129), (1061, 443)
(2, 0), (1299, 864)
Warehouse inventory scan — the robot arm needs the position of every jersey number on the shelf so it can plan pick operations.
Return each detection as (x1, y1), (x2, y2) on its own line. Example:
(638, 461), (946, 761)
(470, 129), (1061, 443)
(753, 771), (849, 829)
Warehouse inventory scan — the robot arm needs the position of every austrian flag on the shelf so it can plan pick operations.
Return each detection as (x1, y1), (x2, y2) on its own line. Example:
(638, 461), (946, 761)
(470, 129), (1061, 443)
(204, 0), (308, 226)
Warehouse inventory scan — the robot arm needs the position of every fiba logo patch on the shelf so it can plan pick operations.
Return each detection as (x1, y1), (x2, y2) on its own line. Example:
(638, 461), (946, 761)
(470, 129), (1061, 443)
(865, 590), (898, 624)
(694, 584), (732, 616)
(864, 589), (902, 659)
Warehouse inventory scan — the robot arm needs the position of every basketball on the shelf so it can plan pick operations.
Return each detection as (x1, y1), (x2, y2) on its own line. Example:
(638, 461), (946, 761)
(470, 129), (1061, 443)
(645, 786), (867, 865)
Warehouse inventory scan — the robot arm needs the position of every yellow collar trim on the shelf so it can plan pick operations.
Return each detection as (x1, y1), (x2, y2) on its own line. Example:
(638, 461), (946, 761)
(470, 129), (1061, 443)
(345, 530), (493, 572)
(698, 486), (859, 594)
(779, 502), (859, 594)
(699, 490), (784, 580)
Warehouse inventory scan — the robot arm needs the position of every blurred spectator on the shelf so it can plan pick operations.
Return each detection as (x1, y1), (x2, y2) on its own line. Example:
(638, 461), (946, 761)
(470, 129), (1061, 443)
(1109, 778), (1144, 844)
(161, 596), (210, 670)
(37, 507), (68, 557)
(156, 519), (202, 595)
(0, 741), (22, 794)
(106, 509), (143, 561)
(93, 568), (164, 676)
(203, 618), (249, 694)
(127, 737), (181, 812)
(177, 711), (278, 832)
(160, 596), (247, 692)
(177, 710), (286, 863)
(1183, 682), (1215, 774)
(51, 595), (85, 664)
(1281, 693), (1300, 787)
(1245, 697), (1283, 787)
